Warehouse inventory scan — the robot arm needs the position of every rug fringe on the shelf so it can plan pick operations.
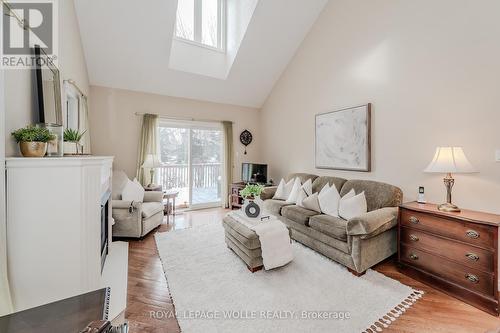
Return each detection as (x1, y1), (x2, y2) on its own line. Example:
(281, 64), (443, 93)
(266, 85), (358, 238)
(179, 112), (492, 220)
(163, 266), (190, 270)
(361, 290), (424, 333)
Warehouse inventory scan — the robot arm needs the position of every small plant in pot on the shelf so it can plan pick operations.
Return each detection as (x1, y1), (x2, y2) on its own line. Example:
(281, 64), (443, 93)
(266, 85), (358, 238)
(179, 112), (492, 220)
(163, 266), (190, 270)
(11, 126), (56, 157)
(63, 128), (86, 155)
(239, 184), (265, 201)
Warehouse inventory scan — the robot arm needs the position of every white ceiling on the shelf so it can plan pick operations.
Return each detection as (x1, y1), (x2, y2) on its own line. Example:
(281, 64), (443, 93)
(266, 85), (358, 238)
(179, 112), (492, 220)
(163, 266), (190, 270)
(74, 0), (327, 108)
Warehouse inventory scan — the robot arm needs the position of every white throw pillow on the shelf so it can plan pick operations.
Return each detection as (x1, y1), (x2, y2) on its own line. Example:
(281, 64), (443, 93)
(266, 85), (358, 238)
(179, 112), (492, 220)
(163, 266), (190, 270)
(302, 192), (322, 213)
(339, 190), (368, 220)
(286, 177), (302, 204)
(296, 179), (313, 207)
(122, 178), (145, 202)
(273, 178), (294, 200)
(318, 183), (341, 217)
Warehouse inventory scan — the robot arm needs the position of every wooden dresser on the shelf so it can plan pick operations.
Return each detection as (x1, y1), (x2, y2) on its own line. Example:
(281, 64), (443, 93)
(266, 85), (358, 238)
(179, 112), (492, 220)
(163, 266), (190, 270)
(398, 201), (500, 315)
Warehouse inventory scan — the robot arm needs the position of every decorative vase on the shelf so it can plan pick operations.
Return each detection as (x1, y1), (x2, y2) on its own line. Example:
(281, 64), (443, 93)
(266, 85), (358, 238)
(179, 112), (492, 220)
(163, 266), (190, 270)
(19, 141), (47, 157)
(36, 123), (63, 157)
(63, 141), (80, 155)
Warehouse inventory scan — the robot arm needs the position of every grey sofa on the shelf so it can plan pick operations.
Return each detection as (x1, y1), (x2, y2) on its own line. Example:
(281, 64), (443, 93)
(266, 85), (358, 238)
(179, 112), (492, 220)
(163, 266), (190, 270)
(262, 173), (402, 275)
(111, 170), (164, 238)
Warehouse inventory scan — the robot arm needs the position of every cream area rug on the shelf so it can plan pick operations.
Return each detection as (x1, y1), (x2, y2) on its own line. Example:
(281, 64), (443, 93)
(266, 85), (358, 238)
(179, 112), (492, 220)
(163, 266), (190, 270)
(155, 223), (422, 333)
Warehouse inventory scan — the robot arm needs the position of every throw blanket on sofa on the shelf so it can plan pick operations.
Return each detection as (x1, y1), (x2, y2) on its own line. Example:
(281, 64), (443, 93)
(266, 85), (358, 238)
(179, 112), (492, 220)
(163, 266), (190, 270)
(228, 211), (293, 270)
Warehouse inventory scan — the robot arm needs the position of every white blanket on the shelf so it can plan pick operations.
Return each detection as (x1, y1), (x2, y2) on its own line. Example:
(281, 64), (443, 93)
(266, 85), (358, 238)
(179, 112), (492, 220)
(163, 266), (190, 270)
(228, 211), (293, 270)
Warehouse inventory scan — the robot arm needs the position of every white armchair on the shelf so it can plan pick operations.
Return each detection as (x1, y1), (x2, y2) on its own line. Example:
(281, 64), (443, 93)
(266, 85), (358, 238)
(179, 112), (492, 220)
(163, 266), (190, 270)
(111, 170), (164, 238)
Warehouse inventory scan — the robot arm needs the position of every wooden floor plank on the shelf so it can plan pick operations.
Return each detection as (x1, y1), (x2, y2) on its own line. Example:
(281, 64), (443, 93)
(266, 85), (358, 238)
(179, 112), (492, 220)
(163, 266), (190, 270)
(125, 208), (500, 332)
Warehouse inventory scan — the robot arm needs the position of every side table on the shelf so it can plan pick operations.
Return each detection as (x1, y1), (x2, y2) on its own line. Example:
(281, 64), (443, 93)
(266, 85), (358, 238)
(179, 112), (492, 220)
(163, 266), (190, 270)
(163, 189), (179, 223)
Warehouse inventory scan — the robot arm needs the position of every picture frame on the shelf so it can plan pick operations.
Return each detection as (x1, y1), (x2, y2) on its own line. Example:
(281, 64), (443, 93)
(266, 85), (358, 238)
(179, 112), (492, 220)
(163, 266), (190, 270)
(315, 103), (371, 172)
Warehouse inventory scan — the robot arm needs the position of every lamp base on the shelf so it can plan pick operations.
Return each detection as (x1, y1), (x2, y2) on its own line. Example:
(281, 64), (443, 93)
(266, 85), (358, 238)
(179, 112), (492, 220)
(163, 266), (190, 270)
(438, 202), (461, 213)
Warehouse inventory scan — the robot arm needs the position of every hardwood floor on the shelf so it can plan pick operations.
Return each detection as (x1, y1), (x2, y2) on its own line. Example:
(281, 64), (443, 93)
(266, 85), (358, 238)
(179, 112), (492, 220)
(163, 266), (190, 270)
(126, 208), (500, 333)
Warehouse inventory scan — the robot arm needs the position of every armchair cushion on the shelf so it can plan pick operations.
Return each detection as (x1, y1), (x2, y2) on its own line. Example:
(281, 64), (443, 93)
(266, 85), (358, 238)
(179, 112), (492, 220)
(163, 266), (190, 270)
(112, 200), (140, 209)
(141, 202), (163, 219)
(346, 207), (398, 238)
(112, 170), (129, 200)
(122, 178), (145, 202)
(144, 191), (163, 202)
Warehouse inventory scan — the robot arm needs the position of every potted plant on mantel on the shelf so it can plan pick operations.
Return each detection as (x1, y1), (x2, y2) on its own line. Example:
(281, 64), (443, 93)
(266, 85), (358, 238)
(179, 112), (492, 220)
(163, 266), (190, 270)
(11, 126), (56, 157)
(63, 128), (86, 155)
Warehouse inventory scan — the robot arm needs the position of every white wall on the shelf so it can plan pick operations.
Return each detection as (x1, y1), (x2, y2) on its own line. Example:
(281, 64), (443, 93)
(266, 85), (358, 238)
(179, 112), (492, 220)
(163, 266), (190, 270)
(5, 0), (89, 157)
(89, 86), (262, 180)
(0, 69), (13, 316)
(261, 0), (500, 214)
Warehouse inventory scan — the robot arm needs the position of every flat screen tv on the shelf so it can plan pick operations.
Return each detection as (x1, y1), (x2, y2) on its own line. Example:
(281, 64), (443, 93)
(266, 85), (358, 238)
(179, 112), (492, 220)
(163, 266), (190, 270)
(242, 163), (268, 184)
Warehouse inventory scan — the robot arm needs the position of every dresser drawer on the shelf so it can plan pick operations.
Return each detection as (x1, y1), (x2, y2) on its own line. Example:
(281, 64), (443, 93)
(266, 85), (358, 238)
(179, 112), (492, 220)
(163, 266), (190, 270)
(400, 227), (494, 273)
(401, 209), (495, 249)
(401, 245), (494, 296)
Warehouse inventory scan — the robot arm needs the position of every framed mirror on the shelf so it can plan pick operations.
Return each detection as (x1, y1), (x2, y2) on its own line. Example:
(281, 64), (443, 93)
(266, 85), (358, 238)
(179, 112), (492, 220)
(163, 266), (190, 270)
(34, 45), (62, 125)
(63, 80), (91, 155)
(64, 83), (80, 131)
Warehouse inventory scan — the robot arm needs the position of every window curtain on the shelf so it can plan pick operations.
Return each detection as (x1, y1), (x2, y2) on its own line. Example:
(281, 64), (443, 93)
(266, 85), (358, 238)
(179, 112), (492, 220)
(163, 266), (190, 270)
(136, 114), (159, 185)
(222, 121), (233, 208)
(79, 95), (92, 154)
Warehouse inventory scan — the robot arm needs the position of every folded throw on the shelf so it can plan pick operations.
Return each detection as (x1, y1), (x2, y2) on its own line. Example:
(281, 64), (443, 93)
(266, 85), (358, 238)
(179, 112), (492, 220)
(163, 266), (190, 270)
(228, 211), (293, 270)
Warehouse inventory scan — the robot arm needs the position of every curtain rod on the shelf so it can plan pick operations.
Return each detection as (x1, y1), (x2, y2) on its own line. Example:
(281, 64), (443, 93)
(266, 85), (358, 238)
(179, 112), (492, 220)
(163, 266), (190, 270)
(63, 79), (87, 98)
(134, 112), (233, 124)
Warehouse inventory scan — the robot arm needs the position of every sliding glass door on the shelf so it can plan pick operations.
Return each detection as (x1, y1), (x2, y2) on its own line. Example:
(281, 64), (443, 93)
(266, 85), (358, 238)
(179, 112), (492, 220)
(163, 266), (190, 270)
(158, 120), (223, 209)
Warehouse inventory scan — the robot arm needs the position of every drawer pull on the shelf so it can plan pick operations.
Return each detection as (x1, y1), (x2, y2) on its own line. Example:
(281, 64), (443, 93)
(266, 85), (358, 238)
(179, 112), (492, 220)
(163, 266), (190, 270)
(409, 216), (419, 224)
(409, 234), (419, 242)
(409, 253), (419, 261)
(465, 230), (480, 239)
(465, 253), (479, 262)
(465, 273), (479, 284)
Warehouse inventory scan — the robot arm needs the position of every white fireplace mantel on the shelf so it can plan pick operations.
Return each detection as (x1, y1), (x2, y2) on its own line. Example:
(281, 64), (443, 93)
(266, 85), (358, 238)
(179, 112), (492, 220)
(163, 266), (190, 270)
(5, 156), (127, 321)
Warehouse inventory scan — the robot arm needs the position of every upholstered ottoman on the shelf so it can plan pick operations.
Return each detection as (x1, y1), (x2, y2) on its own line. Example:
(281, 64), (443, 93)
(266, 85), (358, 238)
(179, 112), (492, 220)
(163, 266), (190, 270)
(222, 214), (264, 272)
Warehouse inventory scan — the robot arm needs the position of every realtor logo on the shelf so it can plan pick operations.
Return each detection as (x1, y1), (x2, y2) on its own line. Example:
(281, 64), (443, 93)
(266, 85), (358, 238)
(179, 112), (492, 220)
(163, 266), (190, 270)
(1, 0), (58, 68)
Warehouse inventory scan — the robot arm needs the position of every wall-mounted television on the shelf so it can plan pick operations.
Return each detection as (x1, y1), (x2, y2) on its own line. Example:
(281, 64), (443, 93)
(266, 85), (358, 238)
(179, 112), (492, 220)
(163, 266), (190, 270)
(242, 163), (268, 184)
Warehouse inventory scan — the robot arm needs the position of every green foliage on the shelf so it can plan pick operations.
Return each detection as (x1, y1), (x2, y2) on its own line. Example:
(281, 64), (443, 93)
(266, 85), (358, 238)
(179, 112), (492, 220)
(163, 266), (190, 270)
(239, 184), (265, 199)
(159, 127), (222, 164)
(11, 126), (55, 143)
(64, 128), (86, 142)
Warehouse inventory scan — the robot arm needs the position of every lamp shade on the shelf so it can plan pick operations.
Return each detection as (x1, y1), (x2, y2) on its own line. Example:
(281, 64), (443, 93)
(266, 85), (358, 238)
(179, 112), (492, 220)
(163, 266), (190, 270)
(424, 147), (476, 174)
(141, 154), (161, 169)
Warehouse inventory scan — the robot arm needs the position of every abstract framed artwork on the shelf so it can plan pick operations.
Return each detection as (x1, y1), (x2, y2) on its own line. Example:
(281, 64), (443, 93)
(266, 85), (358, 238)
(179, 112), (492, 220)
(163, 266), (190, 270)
(315, 104), (371, 172)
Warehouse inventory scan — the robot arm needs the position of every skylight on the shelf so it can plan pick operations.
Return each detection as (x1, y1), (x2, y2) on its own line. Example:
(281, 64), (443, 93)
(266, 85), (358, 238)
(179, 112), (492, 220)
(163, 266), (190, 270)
(175, 0), (226, 51)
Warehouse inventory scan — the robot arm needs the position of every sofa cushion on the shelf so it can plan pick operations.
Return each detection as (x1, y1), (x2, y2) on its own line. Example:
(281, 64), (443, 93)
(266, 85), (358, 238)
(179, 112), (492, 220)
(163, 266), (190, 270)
(141, 202), (163, 219)
(340, 180), (403, 212)
(312, 176), (347, 194)
(263, 199), (291, 216)
(281, 205), (319, 226)
(339, 190), (367, 220)
(309, 214), (348, 241)
(280, 216), (351, 254)
(285, 173), (318, 184)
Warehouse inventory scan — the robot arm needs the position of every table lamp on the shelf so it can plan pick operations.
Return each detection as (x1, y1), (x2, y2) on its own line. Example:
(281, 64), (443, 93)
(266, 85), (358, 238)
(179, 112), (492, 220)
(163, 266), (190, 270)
(424, 147), (477, 212)
(141, 154), (161, 187)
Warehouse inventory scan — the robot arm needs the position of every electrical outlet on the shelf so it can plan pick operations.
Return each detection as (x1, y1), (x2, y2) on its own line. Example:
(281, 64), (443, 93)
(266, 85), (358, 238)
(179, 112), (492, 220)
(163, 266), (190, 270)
(496, 150), (500, 162)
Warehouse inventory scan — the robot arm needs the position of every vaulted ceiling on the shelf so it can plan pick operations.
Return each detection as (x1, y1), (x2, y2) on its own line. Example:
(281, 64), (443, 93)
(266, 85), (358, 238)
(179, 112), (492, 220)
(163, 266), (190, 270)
(75, 0), (327, 108)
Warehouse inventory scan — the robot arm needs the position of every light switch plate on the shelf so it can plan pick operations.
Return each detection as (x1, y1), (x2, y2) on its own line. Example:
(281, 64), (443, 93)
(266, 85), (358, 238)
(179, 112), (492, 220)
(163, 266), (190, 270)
(496, 150), (500, 162)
